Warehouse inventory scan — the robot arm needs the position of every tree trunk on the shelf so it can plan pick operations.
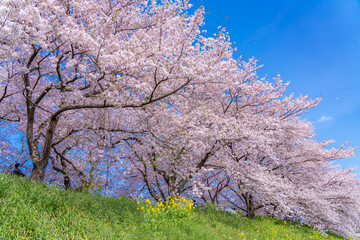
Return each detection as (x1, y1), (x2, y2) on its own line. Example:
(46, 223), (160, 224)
(244, 193), (256, 219)
(29, 157), (49, 181)
(64, 176), (71, 190)
(104, 156), (110, 196)
(29, 116), (59, 181)
(168, 176), (177, 198)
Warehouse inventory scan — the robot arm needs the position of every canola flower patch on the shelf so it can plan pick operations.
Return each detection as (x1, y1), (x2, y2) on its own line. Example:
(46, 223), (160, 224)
(137, 196), (195, 229)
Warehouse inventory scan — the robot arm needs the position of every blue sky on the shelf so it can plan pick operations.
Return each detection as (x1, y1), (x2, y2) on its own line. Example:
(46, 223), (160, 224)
(199, 0), (360, 173)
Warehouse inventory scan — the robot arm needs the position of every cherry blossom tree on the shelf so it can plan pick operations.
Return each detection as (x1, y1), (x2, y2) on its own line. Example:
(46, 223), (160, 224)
(117, 61), (312, 198)
(0, 0), (235, 181)
(118, 56), (359, 237)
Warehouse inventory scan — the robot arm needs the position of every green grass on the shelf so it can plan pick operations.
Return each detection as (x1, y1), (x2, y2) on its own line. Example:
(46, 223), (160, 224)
(0, 174), (347, 240)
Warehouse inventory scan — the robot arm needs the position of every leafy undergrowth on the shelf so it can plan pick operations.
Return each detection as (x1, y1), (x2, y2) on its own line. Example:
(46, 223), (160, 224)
(0, 174), (348, 240)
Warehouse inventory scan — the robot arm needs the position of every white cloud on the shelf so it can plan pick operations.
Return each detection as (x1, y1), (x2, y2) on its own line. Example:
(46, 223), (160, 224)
(317, 115), (334, 122)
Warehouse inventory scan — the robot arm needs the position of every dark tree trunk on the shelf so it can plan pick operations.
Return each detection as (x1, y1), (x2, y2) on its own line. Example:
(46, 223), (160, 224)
(243, 193), (256, 219)
(64, 176), (71, 190)
(28, 115), (60, 181)
(29, 157), (49, 181)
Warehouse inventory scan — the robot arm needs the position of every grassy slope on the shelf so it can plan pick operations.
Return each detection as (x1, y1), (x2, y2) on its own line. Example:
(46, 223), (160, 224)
(0, 174), (345, 240)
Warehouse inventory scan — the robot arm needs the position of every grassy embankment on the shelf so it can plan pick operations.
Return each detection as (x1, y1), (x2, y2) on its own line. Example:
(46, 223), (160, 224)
(0, 173), (348, 240)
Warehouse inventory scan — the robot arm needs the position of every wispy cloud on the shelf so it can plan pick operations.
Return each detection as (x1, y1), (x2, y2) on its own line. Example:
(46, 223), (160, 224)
(317, 115), (334, 122)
